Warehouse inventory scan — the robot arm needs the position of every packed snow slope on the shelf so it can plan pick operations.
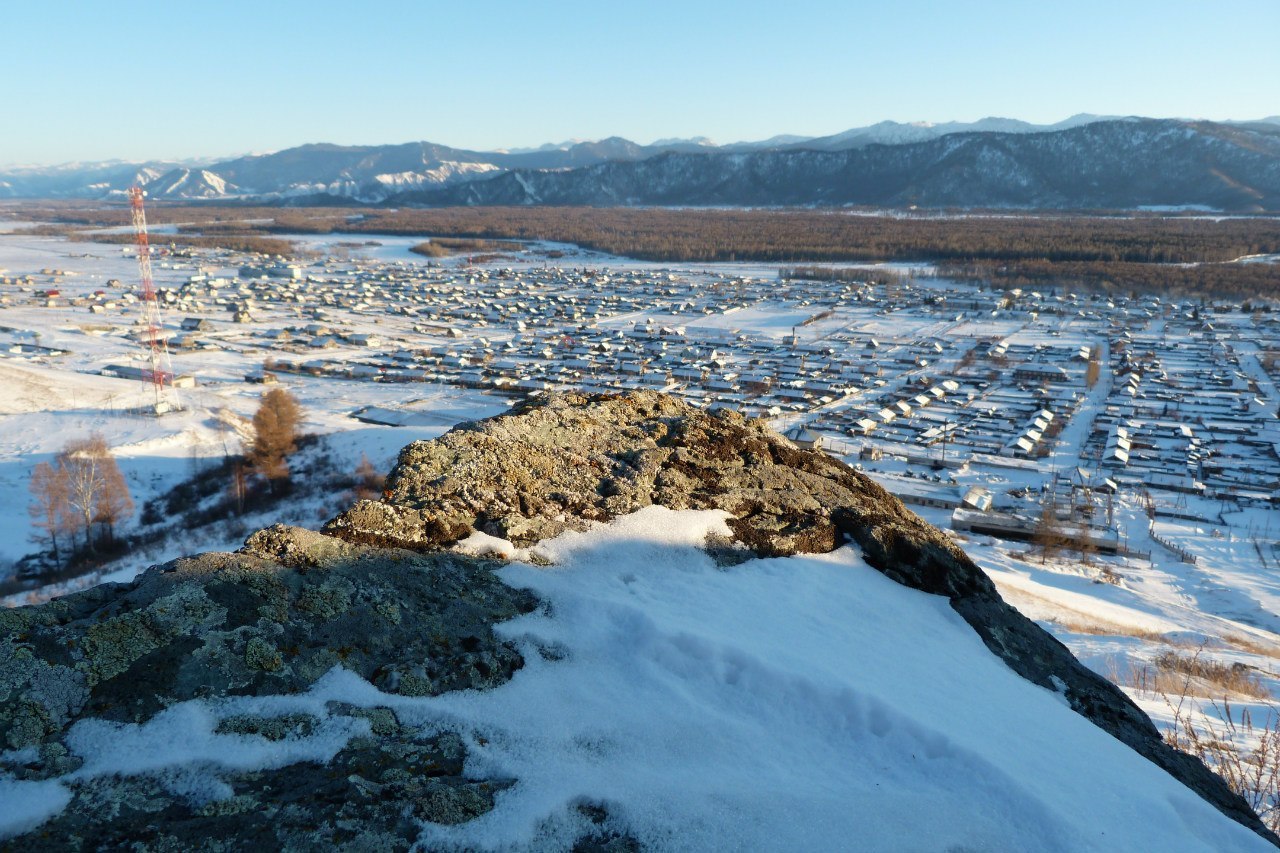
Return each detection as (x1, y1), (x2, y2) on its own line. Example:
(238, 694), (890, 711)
(1, 391), (1275, 850)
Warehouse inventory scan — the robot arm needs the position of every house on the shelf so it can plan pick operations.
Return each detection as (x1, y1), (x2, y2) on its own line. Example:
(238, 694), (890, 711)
(1014, 362), (1070, 384)
(961, 486), (994, 512)
(782, 424), (823, 451)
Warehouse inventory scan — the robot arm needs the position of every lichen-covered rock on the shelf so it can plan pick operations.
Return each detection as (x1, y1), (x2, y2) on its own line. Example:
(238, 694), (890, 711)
(324, 390), (917, 558)
(1, 526), (533, 747)
(13, 706), (506, 852)
(324, 389), (1277, 844)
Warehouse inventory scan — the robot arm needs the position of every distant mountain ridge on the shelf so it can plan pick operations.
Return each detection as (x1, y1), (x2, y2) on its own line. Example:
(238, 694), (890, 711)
(3, 116), (1279, 210)
(408, 119), (1280, 212)
(0, 137), (722, 202)
(755, 113), (1120, 152)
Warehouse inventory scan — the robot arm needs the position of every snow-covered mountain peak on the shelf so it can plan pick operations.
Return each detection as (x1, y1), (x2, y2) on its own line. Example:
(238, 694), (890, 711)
(2, 116), (1276, 207)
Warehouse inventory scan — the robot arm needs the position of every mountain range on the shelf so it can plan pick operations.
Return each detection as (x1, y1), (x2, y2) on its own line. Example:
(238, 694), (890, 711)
(3, 115), (1280, 211)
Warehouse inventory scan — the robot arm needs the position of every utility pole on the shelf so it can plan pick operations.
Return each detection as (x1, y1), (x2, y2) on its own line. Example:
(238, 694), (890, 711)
(939, 416), (950, 469)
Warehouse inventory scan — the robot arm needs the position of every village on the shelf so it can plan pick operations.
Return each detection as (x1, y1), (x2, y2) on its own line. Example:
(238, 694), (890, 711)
(3, 229), (1279, 579)
(5, 221), (1280, 822)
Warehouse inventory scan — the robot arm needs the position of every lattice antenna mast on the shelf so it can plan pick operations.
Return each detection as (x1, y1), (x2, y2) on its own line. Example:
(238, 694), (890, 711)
(129, 186), (179, 413)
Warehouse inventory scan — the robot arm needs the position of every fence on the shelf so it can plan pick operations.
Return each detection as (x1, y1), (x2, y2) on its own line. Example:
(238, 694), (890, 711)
(1148, 523), (1198, 564)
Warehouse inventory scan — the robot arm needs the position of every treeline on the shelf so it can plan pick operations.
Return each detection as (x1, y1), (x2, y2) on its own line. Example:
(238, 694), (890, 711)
(409, 236), (524, 258)
(3, 389), (397, 595)
(22, 389), (294, 560)
(779, 266), (905, 286)
(9, 204), (287, 229)
(939, 259), (1280, 300)
(295, 208), (1280, 265)
(19, 204), (1280, 264)
(13, 203), (1280, 297)
(68, 230), (299, 257)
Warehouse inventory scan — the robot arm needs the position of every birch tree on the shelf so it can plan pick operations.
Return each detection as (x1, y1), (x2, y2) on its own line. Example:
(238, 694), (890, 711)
(28, 460), (71, 564)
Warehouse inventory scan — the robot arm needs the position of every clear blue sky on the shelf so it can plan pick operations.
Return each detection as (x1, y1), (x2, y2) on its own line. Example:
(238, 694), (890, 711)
(3, 0), (1277, 165)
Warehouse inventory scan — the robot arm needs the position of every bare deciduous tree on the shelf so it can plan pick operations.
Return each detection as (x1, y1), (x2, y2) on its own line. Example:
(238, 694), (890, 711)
(94, 447), (134, 546)
(53, 434), (132, 555)
(28, 460), (72, 565)
(1085, 357), (1102, 389)
(59, 436), (106, 555)
(352, 453), (385, 502)
(1033, 499), (1068, 565)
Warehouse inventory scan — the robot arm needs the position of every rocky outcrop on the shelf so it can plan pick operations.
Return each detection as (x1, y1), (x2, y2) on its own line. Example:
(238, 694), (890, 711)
(326, 390), (1277, 844)
(3, 391), (1276, 847)
(1, 526), (536, 851)
(325, 391), (890, 555)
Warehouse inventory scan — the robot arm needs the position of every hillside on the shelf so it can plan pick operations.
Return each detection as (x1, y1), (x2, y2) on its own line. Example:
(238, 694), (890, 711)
(1, 391), (1274, 850)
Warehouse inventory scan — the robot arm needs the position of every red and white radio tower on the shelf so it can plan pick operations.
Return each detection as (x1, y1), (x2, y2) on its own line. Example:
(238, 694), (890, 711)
(128, 186), (180, 414)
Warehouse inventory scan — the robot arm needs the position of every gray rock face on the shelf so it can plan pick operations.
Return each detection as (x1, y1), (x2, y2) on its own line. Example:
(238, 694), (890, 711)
(2, 391), (1276, 848)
